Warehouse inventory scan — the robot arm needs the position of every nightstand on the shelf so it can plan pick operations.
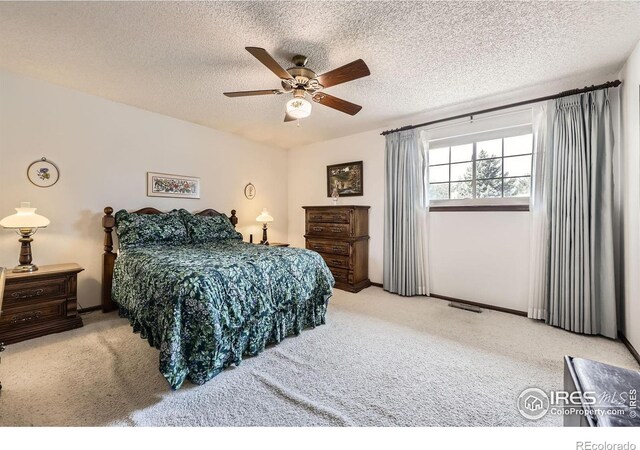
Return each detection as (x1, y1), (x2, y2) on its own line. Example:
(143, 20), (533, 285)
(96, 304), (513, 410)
(0, 263), (84, 344)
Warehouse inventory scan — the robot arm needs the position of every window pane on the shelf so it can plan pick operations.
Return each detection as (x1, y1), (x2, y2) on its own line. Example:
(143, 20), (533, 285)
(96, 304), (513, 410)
(450, 144), (473, 163)
(504, 155), (532, 177)
(504, 134), (533, 156)
(451, 162), (473, 181)
(429, 183), (449, 200)
(428, 147), (449, 166)
(477, 139), (502, 159)
(450, 181), (473, 199)
(477, 178), (502, 198)
(429, 165), (449, 183)
(504, 177), (531, 197)
(476, 158), (502, 180)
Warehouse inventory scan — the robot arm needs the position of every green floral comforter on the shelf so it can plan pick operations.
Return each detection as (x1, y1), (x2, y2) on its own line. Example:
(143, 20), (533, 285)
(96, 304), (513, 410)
(112, 240), (334, 389)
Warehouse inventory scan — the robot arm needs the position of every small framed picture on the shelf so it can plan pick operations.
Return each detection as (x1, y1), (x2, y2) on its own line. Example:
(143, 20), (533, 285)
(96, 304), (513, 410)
(27, 157), (60, 188)
(147, 172), (200, 199)
(244, 182), (256, 199)
(327, 161), (363, 197)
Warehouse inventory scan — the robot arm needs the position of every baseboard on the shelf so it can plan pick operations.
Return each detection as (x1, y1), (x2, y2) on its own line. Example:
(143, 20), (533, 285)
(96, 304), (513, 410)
(619, 331), (640, 365)
(429, 293), (528, 317)
(367, 284), (527, 318)
(78, 305), (102, 314)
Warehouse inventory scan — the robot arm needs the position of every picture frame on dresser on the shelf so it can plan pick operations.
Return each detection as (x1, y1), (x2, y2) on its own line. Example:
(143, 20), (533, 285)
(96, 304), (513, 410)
(326, 161), (363, 197)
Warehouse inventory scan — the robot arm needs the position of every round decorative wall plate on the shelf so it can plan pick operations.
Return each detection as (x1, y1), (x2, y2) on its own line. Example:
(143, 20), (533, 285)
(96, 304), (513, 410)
(27, 157), (60, 188)
(244, 182), (256, 200)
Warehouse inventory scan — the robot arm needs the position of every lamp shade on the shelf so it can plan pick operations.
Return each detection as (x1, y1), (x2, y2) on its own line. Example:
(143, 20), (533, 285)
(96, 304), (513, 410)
(0, 202), (50, 229)
(285, 98), (312, 119)
(256, 208), (274, 223)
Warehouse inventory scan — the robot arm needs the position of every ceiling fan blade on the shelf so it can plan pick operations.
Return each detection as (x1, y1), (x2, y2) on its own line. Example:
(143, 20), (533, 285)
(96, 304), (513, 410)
(312, 93), (362, 116)
(284, 113), (296, 122)
(315, 59), (370, 89)
(245, 47), (294, 80)
(224, 89), (283, 97)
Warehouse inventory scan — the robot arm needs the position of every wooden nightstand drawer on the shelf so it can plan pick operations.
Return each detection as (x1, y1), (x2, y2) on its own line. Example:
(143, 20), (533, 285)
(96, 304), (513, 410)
(0, 298), (66, 327)
(306, 238), (351, 256)
(319, 253), (351, 269)
(306, 222), (351, 237)
(4, 277), (67, 306)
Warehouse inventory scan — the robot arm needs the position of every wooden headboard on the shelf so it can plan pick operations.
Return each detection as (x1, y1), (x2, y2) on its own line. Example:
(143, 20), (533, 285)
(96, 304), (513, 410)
(101, 206), (238, 312)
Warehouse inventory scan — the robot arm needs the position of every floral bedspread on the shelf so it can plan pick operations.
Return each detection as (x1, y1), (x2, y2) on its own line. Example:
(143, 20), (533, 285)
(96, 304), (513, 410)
(112, 240), (334, 389)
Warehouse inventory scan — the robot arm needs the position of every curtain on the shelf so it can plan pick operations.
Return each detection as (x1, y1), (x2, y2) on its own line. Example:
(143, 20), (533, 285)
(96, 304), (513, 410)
(529, 88), (618, 338)
(383, 129), (430, 296)
(528, 102), (552, 320)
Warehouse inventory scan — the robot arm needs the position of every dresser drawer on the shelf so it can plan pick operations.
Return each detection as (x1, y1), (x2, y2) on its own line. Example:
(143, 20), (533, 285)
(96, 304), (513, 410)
(329, 267), (353, 284)
(306, 239), (351, 256)
(306, 210), (350, 224)
(319, 253), (351, 269)
(0, 298), (67, 327)
(306, 222), (351, 237)
(4, 277), (67, 306)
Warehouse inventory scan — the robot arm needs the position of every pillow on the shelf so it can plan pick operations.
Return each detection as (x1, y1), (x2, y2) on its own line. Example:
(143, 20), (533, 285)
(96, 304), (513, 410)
(179, 209), (242, 243)
(114, 209), (189, 250)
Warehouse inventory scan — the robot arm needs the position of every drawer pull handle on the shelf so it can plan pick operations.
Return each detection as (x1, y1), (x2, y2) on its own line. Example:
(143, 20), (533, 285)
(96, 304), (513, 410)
(11, 311), (42, 324)
(332, 247), (344, 252)
(11, 288), (45, 299)
(330, 228), (342, 233)
(329, 259), (343, 265)
(312, 227), (323, 232)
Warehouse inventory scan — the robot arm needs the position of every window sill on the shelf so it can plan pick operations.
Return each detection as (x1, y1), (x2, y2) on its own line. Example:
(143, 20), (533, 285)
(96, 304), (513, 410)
(429, 204), (530, 212)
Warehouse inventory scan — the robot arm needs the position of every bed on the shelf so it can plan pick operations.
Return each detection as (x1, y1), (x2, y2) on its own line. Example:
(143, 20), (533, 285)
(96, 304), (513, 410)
(101, 206), (334, 389)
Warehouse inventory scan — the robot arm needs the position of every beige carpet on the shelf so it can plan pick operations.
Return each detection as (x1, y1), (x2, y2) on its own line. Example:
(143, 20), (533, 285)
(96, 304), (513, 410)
(0, 287), (637, 426)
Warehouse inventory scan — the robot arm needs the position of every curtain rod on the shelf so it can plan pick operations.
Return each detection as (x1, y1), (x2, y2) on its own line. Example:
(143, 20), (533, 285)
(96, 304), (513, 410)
(380, 80), (622, 136)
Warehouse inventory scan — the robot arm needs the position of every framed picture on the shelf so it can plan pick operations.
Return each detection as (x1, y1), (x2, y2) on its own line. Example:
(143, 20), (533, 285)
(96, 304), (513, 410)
(27, 157), (60, 188)
(327, 161), (363, 197)
(147, 172), (200, 199)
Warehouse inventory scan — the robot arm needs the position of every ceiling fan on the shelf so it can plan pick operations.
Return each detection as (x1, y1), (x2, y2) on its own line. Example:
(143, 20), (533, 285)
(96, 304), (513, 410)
(224, 47), (370, 122)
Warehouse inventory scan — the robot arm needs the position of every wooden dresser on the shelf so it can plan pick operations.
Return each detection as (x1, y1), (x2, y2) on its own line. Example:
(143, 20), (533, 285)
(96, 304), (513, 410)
(0, 263), (84, 344)
(303, 205), (371, 293)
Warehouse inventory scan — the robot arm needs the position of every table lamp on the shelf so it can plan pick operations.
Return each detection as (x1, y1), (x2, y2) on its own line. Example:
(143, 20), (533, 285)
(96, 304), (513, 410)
(256, 208), (274, 245)
(0, 202), (50, 272)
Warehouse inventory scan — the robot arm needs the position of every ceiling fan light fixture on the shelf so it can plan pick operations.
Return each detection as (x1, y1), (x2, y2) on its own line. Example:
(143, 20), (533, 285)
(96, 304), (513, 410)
(285, 97), (312, 119)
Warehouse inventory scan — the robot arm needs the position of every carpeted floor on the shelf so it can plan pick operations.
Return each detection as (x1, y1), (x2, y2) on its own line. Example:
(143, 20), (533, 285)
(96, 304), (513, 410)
(0, 287), (637, 426)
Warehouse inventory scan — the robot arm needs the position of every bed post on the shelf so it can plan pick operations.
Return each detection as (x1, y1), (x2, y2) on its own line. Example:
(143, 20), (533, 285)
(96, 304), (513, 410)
(230, 209), (238, 228)
(102, 207), (117, 312)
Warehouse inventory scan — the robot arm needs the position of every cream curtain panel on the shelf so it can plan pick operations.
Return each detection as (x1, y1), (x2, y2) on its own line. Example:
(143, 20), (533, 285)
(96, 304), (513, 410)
(528, 88), (618, 338)
(383, 129), (430, 296)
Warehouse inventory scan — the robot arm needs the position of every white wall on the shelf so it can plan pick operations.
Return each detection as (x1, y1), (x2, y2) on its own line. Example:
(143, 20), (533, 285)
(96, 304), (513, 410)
(620, 39), (640, 350)
(0, 70), (288, 309)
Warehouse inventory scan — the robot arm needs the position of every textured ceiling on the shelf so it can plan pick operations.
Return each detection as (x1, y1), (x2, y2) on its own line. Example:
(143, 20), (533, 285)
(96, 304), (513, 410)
(1, 1), (639, 149)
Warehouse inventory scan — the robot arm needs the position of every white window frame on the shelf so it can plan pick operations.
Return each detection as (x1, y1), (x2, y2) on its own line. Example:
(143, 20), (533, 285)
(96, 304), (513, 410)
(424, 122), (533, 209)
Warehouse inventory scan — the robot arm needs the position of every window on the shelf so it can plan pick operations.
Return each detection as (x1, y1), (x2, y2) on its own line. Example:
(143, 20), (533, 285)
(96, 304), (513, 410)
(427, 131), (533, 205)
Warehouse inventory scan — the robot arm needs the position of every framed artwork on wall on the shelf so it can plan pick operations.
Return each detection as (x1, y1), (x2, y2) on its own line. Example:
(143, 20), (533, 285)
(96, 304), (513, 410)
(27, 157), (60, 188)
(147, 172), (200, 199)
(327, 161), (363, 197)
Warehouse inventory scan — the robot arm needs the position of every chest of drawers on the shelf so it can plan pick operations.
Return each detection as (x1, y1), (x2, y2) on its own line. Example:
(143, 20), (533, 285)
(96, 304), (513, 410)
(303, 205), (371, 293)
(0, 263), (84, 344)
